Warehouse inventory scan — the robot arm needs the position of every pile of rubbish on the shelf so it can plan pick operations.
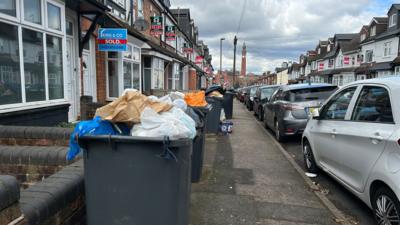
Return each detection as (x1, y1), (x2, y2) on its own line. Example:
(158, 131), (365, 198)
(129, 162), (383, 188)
(67, 89), (211, 160)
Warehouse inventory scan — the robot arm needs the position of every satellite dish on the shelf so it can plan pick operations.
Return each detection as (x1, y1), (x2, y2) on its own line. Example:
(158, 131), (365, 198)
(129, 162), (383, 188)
(134, 18), (149, 31)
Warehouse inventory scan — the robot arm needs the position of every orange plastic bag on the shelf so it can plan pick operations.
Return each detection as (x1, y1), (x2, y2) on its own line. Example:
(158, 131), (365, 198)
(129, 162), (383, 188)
(184, 91), (208, 107)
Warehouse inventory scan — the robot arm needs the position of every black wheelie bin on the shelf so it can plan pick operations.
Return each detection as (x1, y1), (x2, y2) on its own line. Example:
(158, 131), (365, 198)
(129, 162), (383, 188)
(79, 135), (192, 225)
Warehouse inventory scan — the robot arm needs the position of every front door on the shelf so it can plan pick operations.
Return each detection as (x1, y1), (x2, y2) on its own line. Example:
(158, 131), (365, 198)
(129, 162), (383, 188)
(66, 36), (78, 121)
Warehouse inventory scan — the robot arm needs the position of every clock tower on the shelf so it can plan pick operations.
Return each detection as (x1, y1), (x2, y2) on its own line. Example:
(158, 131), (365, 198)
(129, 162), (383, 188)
(240, 42), (247, 77)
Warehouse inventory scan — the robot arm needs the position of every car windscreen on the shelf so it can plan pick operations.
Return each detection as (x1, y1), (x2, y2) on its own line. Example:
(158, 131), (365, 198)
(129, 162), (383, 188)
(283, 86), (337, 102)
(261, 87), (278, 100)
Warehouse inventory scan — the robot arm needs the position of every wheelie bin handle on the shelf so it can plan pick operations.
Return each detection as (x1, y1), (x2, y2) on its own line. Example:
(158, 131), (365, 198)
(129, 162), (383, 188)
(157, 136), (178, 162)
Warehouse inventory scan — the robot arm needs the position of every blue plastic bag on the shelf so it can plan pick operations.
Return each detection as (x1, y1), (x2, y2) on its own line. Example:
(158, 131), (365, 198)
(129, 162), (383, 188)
(67, 116), (117, 160)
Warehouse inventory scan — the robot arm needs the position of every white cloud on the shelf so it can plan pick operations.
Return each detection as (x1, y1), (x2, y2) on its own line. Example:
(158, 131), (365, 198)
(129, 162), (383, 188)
(171, 0), (392, 73)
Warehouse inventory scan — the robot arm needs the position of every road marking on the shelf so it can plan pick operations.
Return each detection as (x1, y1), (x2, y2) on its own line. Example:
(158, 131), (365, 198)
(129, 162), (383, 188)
(240, 102), (353, 225)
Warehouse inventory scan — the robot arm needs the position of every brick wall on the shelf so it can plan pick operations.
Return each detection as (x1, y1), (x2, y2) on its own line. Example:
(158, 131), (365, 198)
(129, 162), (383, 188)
(0, 126), (71, 147)
(95, 39), (108, 103)
(0, 176), (27, 225)
(143, 0), (162, 44)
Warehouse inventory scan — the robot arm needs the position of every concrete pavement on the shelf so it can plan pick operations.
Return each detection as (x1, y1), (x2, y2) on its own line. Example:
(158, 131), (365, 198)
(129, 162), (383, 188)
(190, 100), (339, 225)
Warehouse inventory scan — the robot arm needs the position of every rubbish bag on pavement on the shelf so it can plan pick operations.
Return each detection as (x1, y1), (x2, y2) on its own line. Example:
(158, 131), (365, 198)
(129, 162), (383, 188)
(95, 90), (173, 124)
(131, 107), (196, 140)
(67, 116), (117, 160)
(184, 91), (207, 107)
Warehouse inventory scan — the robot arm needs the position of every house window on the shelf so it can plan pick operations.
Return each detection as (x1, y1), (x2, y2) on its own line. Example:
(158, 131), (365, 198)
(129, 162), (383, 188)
(107, 44), (141, 98)
(357, 54), (364, 63)
(360, 33), (366, 42)
(0, 0), (16, 17)
(337, 55), (343, 67)
(47, 2), (61, 31)
(24, 0), (42, 25)
(318, 48), (321, 54)
(137, 0), (143, 17)
(328, 59), (334, 68)
(123, 44), (140, 90)
(384, 42), (392, 57)
(370, 26), (376, 36)
(365, 50), (373, 62)
(0, 22), (21, 105)
(395, 66), (400, 76)
(152, 57), (164, 89)
(390, 14), (397, 27)
(351, 56), (355, 65)
(0, 0), (65, 108)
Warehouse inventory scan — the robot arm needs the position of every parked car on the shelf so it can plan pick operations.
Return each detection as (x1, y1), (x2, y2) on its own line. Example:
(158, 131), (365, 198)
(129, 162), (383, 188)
(263, 83), (337, 141)
(237, 88), (246, 102)
(253, 85), (280, 121)
(302, 77), (400, 225)
(245, 86), (259, 111)
(242, 87), (251, 105)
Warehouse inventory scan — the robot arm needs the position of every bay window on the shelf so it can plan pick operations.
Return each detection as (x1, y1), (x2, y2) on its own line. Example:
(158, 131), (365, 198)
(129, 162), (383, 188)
(107, 44), (141, 98)
(152, 57), (164, 89)
(24, 0), (41, 24)
(47, 35), (63, 99)
(46, 2), (61, 31)
(0, 22), (21, 105)
(23, 28), (45, 102)
(0, 0), (16, 17)
(123, 44), (140, 90)
(0, 0), (65, 108)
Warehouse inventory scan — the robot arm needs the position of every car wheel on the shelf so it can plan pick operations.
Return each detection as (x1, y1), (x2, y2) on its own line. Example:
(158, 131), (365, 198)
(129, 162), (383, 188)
(372, 186), (400, 225)
(302, 141), (319, 173)
(275, 120), (284, 142)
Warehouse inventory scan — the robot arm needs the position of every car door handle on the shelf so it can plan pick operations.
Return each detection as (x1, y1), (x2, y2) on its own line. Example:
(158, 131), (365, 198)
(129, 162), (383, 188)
(370, 132), (384, 144)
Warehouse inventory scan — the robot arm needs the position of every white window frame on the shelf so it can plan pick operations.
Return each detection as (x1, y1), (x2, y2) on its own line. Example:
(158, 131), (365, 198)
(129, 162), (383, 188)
(151, 57), (164, 89)
(384, 42), (392, 57)
(360, 33), (366, 42)
(0, 0), (67, 111)
(370, 26), (376, 36)
(395, 66), (400, 76)
(0, 0), (20, 22)
(122, 44), (141, 91)
(390, 14), (397, 27)
(106, 43), (142, 100)
(45, 0), (65, 36)
(21, 0), (44, 30)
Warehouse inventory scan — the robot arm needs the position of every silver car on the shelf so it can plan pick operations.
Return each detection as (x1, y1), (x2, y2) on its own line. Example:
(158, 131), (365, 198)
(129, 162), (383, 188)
(302, 77), (400, 225)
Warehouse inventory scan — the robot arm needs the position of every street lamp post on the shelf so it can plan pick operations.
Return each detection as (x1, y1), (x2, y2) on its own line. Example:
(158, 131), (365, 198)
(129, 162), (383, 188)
(220, 37), (225, 84)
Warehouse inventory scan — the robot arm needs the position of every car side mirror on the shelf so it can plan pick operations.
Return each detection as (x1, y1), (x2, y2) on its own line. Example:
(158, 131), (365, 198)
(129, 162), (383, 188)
(311, 109), (320, 120)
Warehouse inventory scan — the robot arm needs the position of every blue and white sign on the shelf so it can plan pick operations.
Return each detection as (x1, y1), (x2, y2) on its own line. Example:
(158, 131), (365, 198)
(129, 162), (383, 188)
(98, 28), (128, 52)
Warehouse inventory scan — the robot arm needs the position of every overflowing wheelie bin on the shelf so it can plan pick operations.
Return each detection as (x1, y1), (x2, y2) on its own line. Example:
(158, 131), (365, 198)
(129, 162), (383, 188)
(79, 135), (192, 225)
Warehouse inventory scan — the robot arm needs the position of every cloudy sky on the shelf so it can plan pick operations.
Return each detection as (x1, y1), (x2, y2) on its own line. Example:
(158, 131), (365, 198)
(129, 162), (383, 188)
(171, 0), (397, 74)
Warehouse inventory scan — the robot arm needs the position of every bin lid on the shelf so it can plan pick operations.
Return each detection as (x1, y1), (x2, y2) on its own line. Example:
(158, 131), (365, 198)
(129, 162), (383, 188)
(78, 135), (192, 148)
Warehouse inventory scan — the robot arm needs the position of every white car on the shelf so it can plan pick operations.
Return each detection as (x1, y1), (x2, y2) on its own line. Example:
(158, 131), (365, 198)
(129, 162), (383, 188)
(302, 77), (400, 225)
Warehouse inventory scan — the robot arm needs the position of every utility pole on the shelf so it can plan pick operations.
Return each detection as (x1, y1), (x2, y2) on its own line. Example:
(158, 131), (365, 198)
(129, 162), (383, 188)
(220, 37), (225, 84)
(233, 36), (238, 88)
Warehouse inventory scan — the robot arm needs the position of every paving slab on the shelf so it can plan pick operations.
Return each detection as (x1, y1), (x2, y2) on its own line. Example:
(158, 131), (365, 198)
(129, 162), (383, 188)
(190, 100), (343, 225)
